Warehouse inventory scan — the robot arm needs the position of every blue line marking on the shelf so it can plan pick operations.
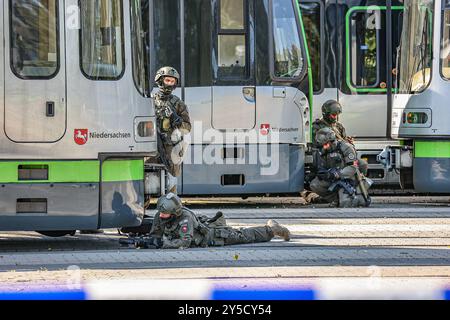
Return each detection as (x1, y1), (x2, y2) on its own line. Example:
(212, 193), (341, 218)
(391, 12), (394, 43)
(0, 291), (86, 300)
(211, 289), (316, 300)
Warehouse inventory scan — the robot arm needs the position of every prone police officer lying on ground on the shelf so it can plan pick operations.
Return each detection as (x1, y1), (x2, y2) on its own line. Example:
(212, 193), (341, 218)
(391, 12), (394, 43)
(309, 127), (372, 208)
(120, 193), (291, 249)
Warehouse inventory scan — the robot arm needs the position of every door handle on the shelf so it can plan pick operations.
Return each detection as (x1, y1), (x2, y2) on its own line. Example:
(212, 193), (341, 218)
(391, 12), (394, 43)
(46, 101), (55, 117)
(243, 87), (255, 103)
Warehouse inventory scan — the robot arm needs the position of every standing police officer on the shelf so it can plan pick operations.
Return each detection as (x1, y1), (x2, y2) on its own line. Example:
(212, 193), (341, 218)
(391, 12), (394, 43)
(153, 67), (191, 193)
(312, 100), (352, 145)
(310, 128), (372, 208)
(146, 193), (291, 249)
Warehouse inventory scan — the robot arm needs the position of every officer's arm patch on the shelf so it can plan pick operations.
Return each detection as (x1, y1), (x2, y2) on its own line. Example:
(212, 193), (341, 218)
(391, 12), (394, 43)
(179, 222), (192, 241)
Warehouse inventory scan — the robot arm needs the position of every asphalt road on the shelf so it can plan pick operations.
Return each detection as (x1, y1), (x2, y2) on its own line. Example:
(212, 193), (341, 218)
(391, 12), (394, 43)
(0, 196), (449, 298)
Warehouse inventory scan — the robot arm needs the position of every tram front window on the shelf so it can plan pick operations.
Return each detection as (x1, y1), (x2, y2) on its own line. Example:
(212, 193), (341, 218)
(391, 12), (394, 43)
(397, 0), (434, 94)
(441, 2), (450, 79)
(131, 0), (150, 96)
(272, 0), (304, 79)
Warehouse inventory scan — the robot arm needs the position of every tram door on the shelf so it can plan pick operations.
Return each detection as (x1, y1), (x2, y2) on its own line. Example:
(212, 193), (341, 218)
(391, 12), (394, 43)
(211, 0), (256, 130)
(338, 2), (403, 138)
(300, 0), (402, 138)
(4, 0), (66, 143)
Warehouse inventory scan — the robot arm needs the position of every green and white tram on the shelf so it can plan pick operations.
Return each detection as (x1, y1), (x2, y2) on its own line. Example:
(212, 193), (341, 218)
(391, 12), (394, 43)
(143, 0), (312, 196)
(0, 0), (157, 235)
(299, 0), (405, 188)
(380, 0), (450, 193)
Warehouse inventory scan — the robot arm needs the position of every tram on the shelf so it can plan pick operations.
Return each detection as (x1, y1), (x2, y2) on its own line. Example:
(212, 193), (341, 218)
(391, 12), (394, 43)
(144, 0), (312, 196)
(0, 0), (157, 234)
(379, 0), (450, 193)
(299, 0), (405, 187)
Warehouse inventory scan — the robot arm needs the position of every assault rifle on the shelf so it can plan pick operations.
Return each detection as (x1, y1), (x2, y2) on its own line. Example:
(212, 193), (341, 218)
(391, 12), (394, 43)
(354, 167), (372, 207)
(119, 236), (163, 249)
(328, 179), (356, 195)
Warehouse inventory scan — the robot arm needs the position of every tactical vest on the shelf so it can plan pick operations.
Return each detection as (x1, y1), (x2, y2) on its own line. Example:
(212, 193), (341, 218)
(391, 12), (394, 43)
(154, 94), (180, 133)
(321, 141), (356, 169)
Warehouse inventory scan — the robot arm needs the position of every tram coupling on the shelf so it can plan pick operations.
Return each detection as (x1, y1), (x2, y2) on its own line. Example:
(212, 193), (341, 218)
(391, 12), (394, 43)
(377, 146), (413, 171)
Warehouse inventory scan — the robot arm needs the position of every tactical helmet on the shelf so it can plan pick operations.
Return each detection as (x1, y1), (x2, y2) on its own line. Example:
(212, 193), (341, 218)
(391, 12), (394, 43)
(322, 100), (342, 123)
(155, 66), (180, 95)
(156, 193), (183, 217)
(315, 127), (337, 145)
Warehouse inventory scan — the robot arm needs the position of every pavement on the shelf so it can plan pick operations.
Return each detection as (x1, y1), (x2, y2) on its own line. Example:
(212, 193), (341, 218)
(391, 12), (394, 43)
(0, 196), (449, 298)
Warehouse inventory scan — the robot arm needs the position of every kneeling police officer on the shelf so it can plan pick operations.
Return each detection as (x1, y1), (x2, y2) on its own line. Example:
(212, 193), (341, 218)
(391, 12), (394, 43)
(310, 127), (372, 208)
(121, 193), (291, 249)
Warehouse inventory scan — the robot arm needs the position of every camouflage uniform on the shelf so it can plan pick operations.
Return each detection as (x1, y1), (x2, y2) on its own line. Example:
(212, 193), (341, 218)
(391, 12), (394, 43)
(149, 194), (289, 249)
(312, 118), (348, 146)
(310, 128), (371, 207)
(152, 67), (191, 194)
(312, 100), (368, 175)
(154, 91), (191, 177)
(150, 209), (276, 249)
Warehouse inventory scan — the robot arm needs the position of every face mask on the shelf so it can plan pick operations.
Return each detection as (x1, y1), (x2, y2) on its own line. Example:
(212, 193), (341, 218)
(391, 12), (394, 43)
(326, 113), (338, 124)
(160, 214), (176, 225)
(158, 77), (177, 95)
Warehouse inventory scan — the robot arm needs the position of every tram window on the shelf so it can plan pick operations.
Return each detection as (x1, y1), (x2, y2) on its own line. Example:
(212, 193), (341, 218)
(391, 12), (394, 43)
(80, 0), (125, 80)
(350, 12), (379, 87)
(131, 0), (150, 96)
(272, 0), (304, 79)
(185, 0), (213, 87)
(10, 0), (59, 79)
(218, 35), (246, 77)
(441, 9), (450, 79)
(300, 2), (322, 92)
(153, 0), (181, 83)
(217, 0), (247, 78)
(220, 0), (245, 29)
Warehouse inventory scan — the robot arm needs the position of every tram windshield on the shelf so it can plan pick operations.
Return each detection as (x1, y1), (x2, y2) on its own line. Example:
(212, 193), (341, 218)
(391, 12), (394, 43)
(397, 0), (434, 94)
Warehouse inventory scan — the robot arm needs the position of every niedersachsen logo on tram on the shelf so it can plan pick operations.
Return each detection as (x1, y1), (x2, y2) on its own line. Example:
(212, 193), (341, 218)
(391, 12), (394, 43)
(74, 129), (131, 146)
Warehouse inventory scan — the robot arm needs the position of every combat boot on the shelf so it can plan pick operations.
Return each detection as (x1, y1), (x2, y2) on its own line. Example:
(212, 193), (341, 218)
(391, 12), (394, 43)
(267, 220), (291, 241)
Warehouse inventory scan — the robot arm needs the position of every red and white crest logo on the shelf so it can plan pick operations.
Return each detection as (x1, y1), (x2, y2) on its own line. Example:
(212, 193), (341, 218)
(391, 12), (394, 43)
(74, 129), (88, 145)
(260, 124), (271, 136)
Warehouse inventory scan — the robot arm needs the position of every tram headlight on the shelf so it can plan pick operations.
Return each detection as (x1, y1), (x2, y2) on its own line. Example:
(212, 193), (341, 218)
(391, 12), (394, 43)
(137, 121), (155, 137)
(134, 117), (156, 142)
(405, 112), (428, 124)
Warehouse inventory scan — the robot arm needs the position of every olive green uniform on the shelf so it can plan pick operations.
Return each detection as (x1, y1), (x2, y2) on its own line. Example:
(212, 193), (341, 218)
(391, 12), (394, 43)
(312, 118), (368, 175)
(154, 92), (191, 177)
(312, 118), (348, 146)
(149, 209), (274, 249)
(310, 141), (359, 204)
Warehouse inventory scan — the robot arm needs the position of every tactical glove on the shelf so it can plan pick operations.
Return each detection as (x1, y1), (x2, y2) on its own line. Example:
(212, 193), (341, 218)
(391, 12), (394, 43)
(317, 168), (341, 182)
(327, 168), (341, 181)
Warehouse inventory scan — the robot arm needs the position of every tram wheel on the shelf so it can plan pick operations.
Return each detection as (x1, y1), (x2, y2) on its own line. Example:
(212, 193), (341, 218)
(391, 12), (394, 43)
(36, 230), (76, 237)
